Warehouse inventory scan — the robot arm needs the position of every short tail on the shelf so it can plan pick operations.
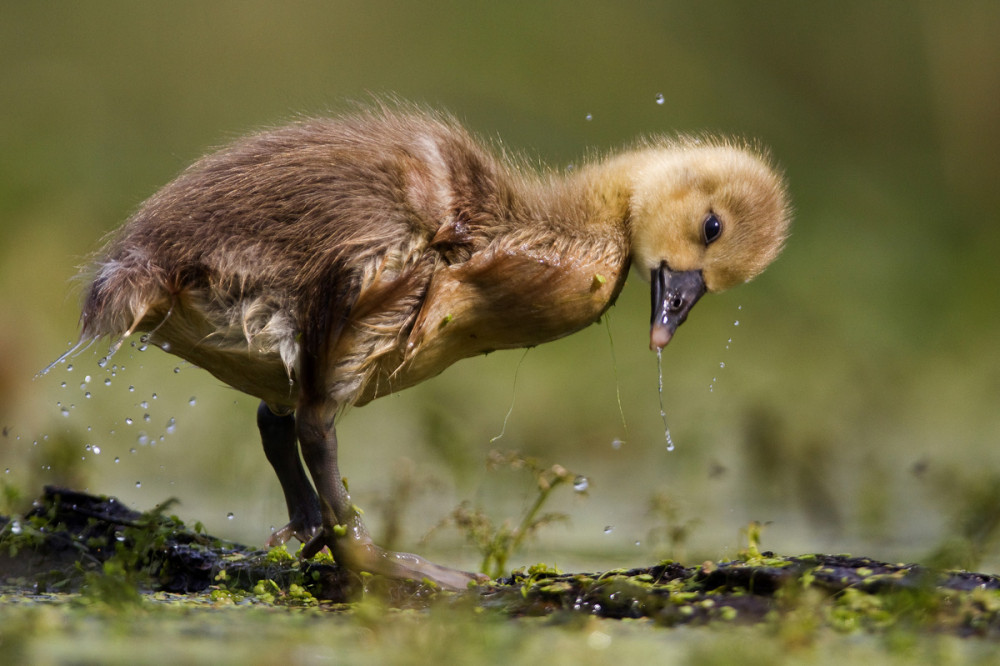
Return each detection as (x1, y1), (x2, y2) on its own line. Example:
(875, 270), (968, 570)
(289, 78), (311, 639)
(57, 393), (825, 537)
(40, 251), (168, 376)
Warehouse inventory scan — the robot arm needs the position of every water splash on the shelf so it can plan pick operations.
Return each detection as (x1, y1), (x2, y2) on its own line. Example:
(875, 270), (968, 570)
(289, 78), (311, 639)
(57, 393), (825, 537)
(709, 305), (742, 393)
(490, 348), (529, 443)
(656, 349), (675, 452)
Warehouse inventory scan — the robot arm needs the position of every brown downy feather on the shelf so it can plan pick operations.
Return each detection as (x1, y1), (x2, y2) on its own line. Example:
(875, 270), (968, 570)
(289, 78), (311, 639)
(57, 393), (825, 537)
(76, 108), (787, 411)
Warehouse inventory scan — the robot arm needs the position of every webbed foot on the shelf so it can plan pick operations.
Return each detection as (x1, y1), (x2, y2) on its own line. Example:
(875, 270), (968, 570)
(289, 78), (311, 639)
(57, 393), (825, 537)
(266, 518), (320, 549)
(301, 528), (487, 590)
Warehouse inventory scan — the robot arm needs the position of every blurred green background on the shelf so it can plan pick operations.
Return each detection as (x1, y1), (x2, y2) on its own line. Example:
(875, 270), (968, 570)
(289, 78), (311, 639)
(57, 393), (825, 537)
(2, 1), (998, 574)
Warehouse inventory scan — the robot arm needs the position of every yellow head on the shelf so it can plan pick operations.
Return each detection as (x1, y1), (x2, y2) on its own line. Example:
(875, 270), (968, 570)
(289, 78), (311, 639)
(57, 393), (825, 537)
(627, 138), (791, 348)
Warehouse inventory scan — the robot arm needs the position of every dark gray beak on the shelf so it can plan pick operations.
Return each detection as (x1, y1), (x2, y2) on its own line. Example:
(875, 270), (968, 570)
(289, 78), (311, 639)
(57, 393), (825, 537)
(650, 262), (706, 350)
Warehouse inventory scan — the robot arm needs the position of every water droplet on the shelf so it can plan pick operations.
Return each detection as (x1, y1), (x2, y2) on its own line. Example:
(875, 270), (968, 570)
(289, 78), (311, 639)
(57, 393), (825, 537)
(92, 446), (101, 455)
(656, 349), (675, 452)
(585, 113), (593, 121)
(125, 417), (133, 425)
(104, 378), (112, 386)
(137, 433), (149, 446)
(227, 512), (235, 520)
(165, 417), (176, 434)
(129, 448), (137, 454)
(719, 362), (725, 369)
(634, 540), (641, 547)
(143, 413), (151, 422)
(60, 407), (70, 417)
(734, 320), (740, 326)
(138, 344), (148, 352)
(655, 92), (665, 105)
(97, 356), (108, 368)
(66, 364), (74, 372)
(188, 397), (197, 406)
(173, 367), (180, 374)
(114, 457), (120, 463)
(611, 438), (624, 450)
(60, 381), (67, 388)
(573, 475), (589, 492)
(84, 375), (92, 384)
(140, 401), (149, 409)
(135, 481), (142, 488)
(604, 525), (614, 534)
(11, 520), (22, 535)
(84, 391), (92, 399)
(152, 393), (158, 400)
(161, 341), (171, 352)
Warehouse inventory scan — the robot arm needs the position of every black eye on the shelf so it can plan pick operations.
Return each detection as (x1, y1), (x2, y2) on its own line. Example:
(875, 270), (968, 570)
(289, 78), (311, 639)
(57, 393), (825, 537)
(702, 213), (723, 245)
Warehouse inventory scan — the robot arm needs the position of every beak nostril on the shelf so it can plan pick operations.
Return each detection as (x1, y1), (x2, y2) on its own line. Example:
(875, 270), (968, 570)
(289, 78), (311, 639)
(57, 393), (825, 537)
(669, 296), (684, 312)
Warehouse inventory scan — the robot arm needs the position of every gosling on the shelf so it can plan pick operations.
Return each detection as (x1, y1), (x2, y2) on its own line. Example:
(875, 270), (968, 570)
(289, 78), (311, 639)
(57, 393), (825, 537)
(68, 108), (790, 589)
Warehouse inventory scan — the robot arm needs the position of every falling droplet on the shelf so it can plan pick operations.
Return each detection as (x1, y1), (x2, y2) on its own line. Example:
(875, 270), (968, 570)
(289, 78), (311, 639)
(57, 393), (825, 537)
(143, 413), (151, 423)
(104, 378), (112, 386)
(66, 364), (74, 372)
(655, 92), (665, 105)
(125, 417), (133, 425)
(60, 382), (67, 388)
(135, 481), (142, 488)
(128, 385), (135, 393)
(656, 349), (675, 452)
(114, 457), (120, 463)
(585, 113), (593, 121)
(165, 417), (176, 434)
(173, 367), (180, 374)
(84, 391), (92, 399)
(604, 526), (614, 534)
(188, 397), (197, 406)
(573, 475), (589, 492)
(227, 512), (235, 520)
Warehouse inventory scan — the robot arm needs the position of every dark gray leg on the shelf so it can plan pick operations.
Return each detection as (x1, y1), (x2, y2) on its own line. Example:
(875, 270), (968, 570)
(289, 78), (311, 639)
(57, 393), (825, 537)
(257, 401), (321, 546)
(294, 397), (485, 590)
